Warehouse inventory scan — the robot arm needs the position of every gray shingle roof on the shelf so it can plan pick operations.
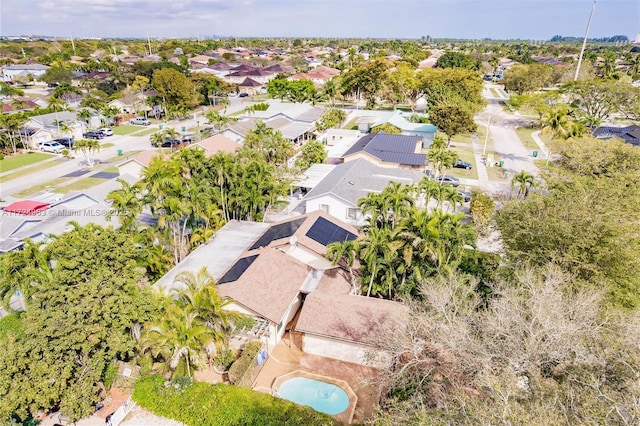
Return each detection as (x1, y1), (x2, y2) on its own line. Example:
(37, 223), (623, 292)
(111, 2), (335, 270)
(304, 158), (424, 207)
(342, 132), (426, 166)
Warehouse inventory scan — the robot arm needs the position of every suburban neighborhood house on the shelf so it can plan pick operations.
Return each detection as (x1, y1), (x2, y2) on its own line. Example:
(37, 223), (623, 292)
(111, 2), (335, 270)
(341, 132), (427, 170)
(302, 158), (424, 226)
(154, 211), (407, 367)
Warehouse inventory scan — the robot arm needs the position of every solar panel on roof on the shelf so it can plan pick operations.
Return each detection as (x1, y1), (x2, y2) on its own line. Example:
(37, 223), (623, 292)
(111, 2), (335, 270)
(248, 217), (306, 250)
(305, 216), (357, 246)
(218, 254), (259, 284)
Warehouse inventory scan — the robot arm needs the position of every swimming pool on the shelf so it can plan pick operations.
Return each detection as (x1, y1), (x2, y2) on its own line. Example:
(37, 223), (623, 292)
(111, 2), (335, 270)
(277, 376), (350, 415)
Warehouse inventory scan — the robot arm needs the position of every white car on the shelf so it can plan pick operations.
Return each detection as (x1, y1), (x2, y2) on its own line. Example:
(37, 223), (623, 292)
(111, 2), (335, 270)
(39, 141), (65, 154)
(130, 118), (151, 126)
(98, 128), (114, 136)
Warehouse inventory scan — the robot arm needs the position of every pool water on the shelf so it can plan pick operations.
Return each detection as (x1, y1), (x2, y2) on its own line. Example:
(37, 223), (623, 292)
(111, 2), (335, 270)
(277, 377), (349, 415)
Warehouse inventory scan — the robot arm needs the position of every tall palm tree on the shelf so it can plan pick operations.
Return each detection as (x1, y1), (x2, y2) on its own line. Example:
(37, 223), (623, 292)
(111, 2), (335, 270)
(511, 170), (536, 198)
(541, 107), (573, 140)
(627, 54), (640, 76)
(77, 108), (92, 125)
(358, 227), (401, 297)
(171, 267), (240, 349)
(106, 179), (143, 230)
(140, 303), (214, 378)
(74, 139), (100, 166)
(380, 181), (414, 228)
(442, 185), (463, 212)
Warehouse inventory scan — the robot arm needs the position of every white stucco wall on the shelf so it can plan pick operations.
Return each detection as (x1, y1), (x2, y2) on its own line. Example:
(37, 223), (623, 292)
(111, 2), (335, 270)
(117, 161), (144, 180)
(302, 334), (391, 368)
(304, 194), (362, 226)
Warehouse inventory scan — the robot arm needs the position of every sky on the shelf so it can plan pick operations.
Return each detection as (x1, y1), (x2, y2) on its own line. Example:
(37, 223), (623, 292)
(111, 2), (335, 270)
(1, 0), (639, 41)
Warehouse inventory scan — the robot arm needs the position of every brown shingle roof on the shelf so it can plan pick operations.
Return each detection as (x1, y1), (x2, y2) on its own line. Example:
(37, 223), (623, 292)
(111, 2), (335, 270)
(296, 291), (408, 345)
(217, 248), (310, 323)
(192, 134), (239, 156)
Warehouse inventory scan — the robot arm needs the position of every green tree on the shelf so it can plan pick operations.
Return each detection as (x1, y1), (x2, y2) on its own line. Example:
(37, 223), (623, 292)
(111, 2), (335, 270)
(511, 170), (536, 198)
(153, 68), (197, 110)
(428, 97), (477, 147)
(469, 191), (495, 236)
(295, 140), (327, 170)
(371, 123), (402, 134)
(74, 139), (100, 166)
(435, 51), (480, 70)
(0, 225), (156, 422)
(315, 108), (346, 131)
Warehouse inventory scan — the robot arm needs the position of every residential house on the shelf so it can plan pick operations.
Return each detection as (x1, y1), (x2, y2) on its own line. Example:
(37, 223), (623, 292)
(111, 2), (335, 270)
(367, 111), (437, 145)
(593, 125), (640, 146)
(301, 158), (423, 226)
(189, 134), (239, 156)
(25, 111), (85, 144)
(2, 97), (39, 114)
(341, 132), (427, 170)
(224, 68), (276, 85)
(238, 77), (265, 95)
(154, 211), (406, 366)
(2, 64), (49, 82)
(116, 150), (164, 180)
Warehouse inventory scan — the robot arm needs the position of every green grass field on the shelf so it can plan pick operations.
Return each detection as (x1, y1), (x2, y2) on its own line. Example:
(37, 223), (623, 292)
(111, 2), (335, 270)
(514, 127), (540, 150)
(0, 158), (61, 183)
(112, 125), (140, 136)
(54, 177), (106, 193)
(133, 128), (159, 137)
(13, 177), (70, 198)
(101, 143), (115, 149)
(0, 152), (54, 173)
(446, 144), (479, 180)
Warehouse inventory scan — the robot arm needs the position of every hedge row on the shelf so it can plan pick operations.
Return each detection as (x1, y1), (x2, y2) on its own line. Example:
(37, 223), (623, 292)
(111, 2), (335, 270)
(228, 340), (262, 385)
(133, 375), (340, 426)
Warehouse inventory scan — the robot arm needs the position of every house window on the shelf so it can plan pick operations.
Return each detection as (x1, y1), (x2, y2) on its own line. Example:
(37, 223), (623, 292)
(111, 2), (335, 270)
(347, 208), (360, 220)
(320, 204), (330, 214)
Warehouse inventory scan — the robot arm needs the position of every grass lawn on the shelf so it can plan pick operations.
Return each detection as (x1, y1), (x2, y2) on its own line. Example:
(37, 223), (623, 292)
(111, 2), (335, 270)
(447, 144), (479, 180)
(342, 117), (359, 130)
(102, 166), (119, 174)
(53, 177), (105, 193)
(0, 159), (61, 183)
(133, 127), (159, 137)
(515, 127), (540, 150)
(105, 150), (143, 163)
(0, 152), (55, 173)
(13, 177), (70, 198)
(486, 163), (508, 181)
(101, 143), (115, 149)
(112, 125), (140, 136)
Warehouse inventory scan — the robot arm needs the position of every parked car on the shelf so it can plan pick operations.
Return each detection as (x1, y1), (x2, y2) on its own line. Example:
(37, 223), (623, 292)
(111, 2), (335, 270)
(453, 159), (473, 170)
(53, 137), (75, 148)
(457, 190), (472, 203)
(97, 128), (113, 136)
(130, 117), (151, 126)
(238, 93), (249, 98)
(437, 175), (460, 187)
(83, 130), (105, 139)
(181, 133), (195, 144)
(39, 141), (65, 153)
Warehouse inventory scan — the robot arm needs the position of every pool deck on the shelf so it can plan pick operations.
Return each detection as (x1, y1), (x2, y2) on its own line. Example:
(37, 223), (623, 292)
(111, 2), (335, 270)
(251, 335), (381, 424)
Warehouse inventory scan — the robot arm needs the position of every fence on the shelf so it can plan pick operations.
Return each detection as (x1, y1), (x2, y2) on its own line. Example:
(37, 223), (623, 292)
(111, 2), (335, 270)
(237, 347), (268, 388)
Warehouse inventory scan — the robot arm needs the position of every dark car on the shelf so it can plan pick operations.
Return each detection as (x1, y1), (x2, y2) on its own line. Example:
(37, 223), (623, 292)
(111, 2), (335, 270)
(239, 92), (249, 98)
(53, 137), (75, 148)
(153, 137), (181, 148)
(453, 159), (473, 170)
(457, 190), (471, 203)
(437, 175), (460, 187)
(83, 131), (105, 140)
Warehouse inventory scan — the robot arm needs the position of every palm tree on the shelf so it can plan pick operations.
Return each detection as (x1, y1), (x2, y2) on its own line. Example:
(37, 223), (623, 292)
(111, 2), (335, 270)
(626, 54), (640, 76)
(326, 240), (359, 294)
(380, 181), (414, 228)
(541, 107), (573, 140)
(106, 179), (143, 230)
(74, 139), (100, 166)
(358, 226), (401, 297)
(598, 52), (617, 79)
(442, 185), (463, 212)
(171, 267), (241, 349)
(209, 152), (235, 221)
(140, 303), (214, 378)
(511, 170), (536, 198)
(323, 78), (339, 107)
(77, 108), (92, 125)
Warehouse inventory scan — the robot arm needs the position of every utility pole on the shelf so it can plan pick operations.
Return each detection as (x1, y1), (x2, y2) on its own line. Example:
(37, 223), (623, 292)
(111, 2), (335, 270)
(574, 1), (596, 81)
(70, 32), (76, 55)
(147, 33), (152, 56)
(482, 115), (493, 158)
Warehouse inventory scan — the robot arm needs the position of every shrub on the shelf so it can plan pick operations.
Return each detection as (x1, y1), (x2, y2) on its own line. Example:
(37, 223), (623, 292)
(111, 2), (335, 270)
(228, 340), (262, 385)
(371, 123), (402, 134)
(133, 375), (339, 426)
(469, 191), (495, 236)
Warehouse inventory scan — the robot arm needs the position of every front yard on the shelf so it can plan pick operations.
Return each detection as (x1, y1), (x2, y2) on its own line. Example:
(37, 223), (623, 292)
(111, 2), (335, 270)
(0, 152), (54, 173)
